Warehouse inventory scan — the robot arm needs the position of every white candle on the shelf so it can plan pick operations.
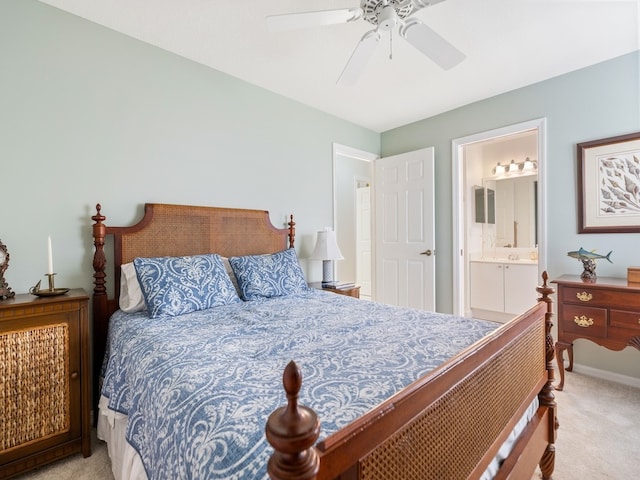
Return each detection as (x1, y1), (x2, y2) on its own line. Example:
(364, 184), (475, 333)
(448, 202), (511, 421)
(47, 235), (54, 274)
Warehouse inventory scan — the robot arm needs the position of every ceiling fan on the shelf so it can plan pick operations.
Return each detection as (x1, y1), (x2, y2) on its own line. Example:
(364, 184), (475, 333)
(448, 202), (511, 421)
(267, 0), (465, 86)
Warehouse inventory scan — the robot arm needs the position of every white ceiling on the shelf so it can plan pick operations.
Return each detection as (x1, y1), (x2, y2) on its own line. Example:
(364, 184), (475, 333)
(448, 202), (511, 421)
(39, 0), (639, 132)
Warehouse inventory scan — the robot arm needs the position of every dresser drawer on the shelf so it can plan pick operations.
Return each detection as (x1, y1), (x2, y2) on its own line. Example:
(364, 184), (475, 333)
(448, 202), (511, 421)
(561, 286), (640, 309)
(562, 305), (607, 337)
(610, 309), (640, 334)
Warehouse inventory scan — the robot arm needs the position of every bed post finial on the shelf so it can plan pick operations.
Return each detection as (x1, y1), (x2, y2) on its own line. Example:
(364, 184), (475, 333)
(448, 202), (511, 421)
(536, 271), (557, 479)
(288, 215), (295, 249)
(266, 361), (320, 480)
(92, 203), (107, 298)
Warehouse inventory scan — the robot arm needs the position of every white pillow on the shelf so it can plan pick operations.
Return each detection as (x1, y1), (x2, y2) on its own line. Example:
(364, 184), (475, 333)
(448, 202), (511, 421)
(222, 257), (241, 297)
(119, 262), (146, 313)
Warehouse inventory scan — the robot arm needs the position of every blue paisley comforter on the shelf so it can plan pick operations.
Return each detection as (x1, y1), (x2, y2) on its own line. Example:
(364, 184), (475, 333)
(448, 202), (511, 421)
(101, 290), (498, 480)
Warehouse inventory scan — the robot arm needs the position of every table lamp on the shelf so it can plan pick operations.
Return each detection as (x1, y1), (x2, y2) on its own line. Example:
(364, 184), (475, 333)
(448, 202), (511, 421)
(310, 228), (344, 286)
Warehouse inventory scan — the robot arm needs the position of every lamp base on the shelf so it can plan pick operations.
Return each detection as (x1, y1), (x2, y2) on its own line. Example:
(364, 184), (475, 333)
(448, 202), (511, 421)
(321, 260), (334, 284)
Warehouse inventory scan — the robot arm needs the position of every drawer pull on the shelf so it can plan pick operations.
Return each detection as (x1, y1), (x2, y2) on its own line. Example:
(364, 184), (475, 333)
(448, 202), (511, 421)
(576, 292), (593, 302)
(574, 315), (594, 328)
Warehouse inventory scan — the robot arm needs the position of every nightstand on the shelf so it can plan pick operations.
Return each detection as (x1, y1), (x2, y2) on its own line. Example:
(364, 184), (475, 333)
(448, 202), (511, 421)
(0, 289), (91, 478)
(309, 282), (361, 299)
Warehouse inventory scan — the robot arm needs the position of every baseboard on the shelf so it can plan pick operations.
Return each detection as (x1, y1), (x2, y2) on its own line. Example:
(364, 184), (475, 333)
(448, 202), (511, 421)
(571, 363), (640, 389)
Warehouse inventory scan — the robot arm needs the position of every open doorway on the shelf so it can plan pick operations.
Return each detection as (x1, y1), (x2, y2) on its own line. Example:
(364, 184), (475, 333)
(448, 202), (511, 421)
(452, 119), (547, 319)
(333, 143), (378, 300)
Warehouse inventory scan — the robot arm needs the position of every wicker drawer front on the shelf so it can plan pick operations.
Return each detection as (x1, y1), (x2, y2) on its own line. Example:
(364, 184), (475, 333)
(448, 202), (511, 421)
(562, 305), (607, 337)
(610, 310), (640, 334)
(561, 287), (640, 309)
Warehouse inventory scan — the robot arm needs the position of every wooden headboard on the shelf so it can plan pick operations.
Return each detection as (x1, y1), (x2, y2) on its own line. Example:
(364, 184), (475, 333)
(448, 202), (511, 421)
(90, 203), (295, 412)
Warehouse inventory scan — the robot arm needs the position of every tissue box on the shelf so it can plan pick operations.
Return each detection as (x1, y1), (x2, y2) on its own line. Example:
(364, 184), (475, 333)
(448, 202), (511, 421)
(628, 267), (640, 283)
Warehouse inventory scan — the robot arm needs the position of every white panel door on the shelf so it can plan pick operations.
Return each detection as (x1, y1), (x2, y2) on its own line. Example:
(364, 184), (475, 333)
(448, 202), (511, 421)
(374, 148), (435, 310)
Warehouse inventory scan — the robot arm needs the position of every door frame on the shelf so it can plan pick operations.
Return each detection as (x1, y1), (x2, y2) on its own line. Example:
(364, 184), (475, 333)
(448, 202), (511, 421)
(451, 118), (548, 316)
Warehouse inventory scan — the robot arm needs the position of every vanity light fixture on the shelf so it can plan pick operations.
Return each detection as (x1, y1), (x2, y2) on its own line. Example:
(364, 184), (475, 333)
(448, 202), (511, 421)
(491, 157), (537, 177)
(522, 157), (535, 171)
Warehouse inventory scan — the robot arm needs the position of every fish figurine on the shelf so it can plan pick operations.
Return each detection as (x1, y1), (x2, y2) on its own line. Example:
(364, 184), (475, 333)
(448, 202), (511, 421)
(567, 248), (613, 263)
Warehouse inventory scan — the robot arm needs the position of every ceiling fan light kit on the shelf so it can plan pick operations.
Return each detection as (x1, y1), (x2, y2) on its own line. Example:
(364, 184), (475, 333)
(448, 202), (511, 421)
(376, 4), (399, 31)
(267, 0), (465, 85)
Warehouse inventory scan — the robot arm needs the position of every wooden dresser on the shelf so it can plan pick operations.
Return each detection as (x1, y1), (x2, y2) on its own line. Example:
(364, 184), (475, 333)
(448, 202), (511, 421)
(552, 275), (640, 390)
(0, 289), (91, 479)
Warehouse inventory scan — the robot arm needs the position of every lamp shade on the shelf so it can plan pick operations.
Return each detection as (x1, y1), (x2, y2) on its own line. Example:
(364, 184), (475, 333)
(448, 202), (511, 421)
(309, 229), (343, 261)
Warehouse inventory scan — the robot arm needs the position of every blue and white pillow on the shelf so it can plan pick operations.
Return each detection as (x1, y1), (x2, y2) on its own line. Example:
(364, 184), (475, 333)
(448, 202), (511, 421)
(133, 254), (241, 318)
(229, 248), (310, 300)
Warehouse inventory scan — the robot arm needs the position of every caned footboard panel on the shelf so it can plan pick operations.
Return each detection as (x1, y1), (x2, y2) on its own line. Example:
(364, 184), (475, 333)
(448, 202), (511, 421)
(357, 318), (546, 480)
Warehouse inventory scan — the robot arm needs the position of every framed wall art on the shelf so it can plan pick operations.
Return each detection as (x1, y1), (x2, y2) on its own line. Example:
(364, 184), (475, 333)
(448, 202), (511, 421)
(578, 131), (640, 233)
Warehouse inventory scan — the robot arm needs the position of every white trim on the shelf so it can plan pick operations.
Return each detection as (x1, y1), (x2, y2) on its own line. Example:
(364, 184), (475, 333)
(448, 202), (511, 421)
(451, 118), (547, 316)
(570, 363), (640, 390)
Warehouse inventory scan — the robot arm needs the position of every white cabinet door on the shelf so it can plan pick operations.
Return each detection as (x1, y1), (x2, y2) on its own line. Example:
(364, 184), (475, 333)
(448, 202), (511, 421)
(469, 262), (504, 312)
(504, 264), (539, 314)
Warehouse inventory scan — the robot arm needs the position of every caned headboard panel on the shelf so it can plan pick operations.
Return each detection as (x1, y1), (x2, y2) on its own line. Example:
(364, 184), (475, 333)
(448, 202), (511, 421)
(112, 203), (294, 276)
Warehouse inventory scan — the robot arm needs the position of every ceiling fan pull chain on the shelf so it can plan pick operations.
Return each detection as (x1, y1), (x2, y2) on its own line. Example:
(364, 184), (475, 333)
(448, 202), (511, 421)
(389, 29), (393, 60)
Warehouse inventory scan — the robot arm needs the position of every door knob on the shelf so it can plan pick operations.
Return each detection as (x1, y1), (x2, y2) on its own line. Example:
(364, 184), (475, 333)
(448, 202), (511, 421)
(420, 249), (433, 256)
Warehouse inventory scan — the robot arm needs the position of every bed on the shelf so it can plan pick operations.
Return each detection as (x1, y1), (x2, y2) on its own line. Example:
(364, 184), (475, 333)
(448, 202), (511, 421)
(90, 202), (558, 480)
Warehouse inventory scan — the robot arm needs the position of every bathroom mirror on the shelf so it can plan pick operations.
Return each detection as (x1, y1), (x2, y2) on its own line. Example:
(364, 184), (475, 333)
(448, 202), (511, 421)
(474, 186), (495, 224)
(483, 174), (537, 248)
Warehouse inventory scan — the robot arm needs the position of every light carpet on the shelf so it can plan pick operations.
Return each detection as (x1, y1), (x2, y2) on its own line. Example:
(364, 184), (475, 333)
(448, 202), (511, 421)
(13, 372), (640, 480)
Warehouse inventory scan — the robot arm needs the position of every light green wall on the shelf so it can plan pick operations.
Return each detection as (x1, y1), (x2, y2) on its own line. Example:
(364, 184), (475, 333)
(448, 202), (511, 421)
(3, 1), (638, 381)
(381, 51), (640, 380)
(0, 0), (379, 296)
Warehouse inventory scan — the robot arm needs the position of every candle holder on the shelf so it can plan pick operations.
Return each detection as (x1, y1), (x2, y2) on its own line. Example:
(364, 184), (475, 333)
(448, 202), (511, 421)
(47, 273), (56, 291)
(29, 273), (70, 297)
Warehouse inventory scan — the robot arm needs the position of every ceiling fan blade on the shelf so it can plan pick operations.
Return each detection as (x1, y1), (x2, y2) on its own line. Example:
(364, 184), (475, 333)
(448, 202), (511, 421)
(266, 7), (363, 32)
(337, 30), (381, 86)
(399, 17), (465, 70)
(411, 0), (447, 9)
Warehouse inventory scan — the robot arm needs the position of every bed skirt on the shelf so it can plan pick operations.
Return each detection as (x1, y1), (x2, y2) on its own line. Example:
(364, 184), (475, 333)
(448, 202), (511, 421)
(97, 396), (147, 480)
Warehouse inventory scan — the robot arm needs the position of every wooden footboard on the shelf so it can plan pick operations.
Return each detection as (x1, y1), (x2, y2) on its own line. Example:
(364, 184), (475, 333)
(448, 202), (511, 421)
(267, 274), (557, 480)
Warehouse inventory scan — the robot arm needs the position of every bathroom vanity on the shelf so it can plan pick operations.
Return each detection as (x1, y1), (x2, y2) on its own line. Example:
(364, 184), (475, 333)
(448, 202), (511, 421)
(470, 258), (539, 322)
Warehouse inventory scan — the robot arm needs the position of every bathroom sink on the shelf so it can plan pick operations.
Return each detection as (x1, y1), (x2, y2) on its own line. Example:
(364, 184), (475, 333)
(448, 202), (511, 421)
(474, 257), (537, 265)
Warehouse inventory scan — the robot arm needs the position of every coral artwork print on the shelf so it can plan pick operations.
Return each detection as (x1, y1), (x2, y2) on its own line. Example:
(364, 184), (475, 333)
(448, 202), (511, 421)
(598, 150), (640, 216)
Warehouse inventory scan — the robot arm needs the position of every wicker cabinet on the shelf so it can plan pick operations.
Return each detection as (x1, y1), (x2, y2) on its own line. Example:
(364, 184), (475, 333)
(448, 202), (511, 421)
(0, 289), (91, 478)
